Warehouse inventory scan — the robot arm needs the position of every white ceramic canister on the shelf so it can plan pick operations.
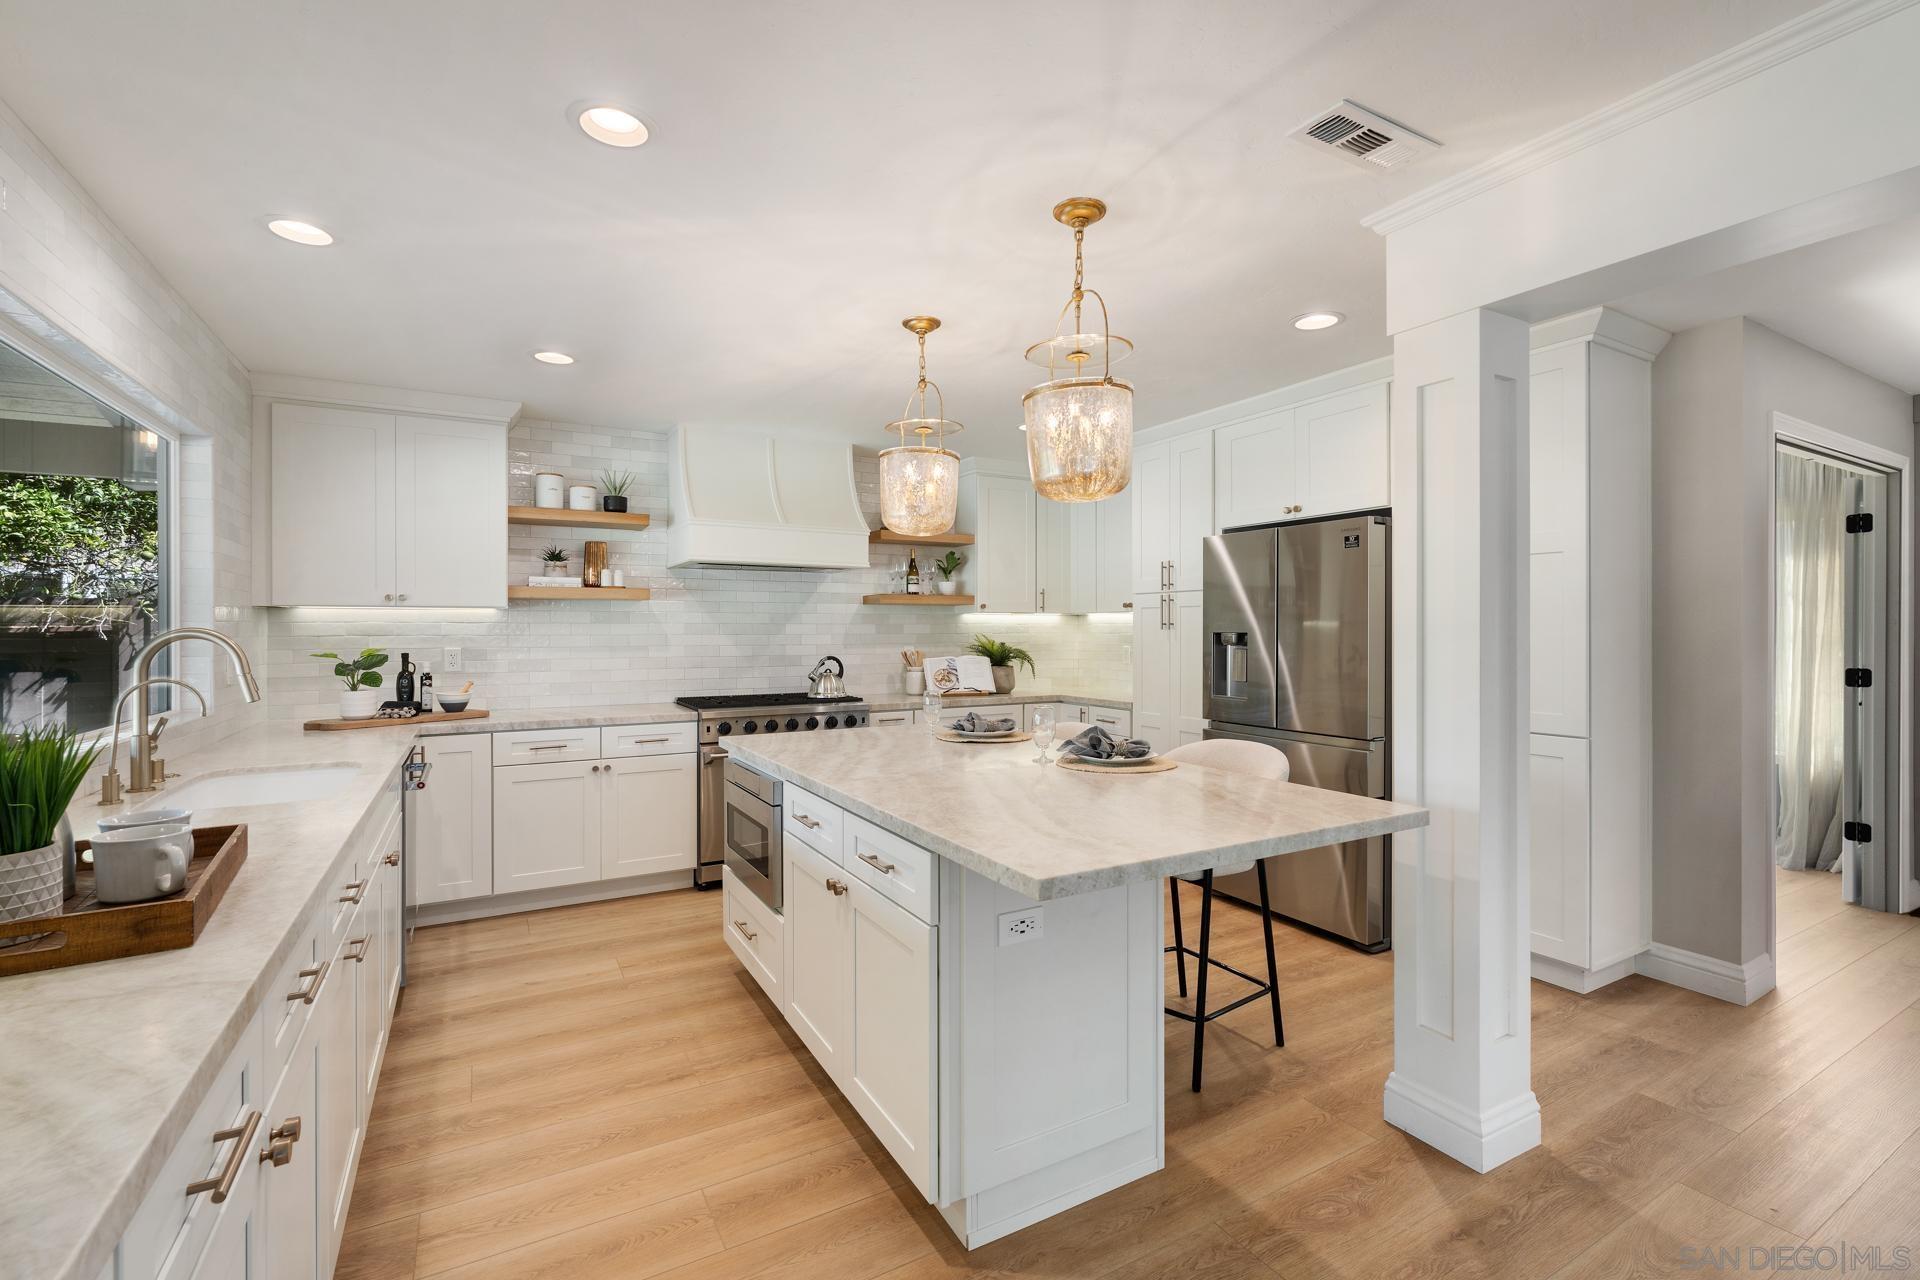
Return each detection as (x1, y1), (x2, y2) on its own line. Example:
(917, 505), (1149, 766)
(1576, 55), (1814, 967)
(568, 484), (597, 511)
(533, 472), (565, 508)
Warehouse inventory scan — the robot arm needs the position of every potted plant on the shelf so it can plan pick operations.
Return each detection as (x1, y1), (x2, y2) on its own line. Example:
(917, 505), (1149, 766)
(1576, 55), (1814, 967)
(313, 648), (388, 719)
(600, 468), (635, 514)
(932, 550), (965, 596)
(540, 544), (571, 575)
(966, 634), (1035, 695)
(0, 725), (100, 925)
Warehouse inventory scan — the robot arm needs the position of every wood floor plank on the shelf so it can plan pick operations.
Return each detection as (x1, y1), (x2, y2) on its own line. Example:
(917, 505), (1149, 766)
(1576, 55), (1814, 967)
(702, 1136), (906, 1247)
(1095, 1221), (1284, 1280)
(648, 1191), (936, 1280)
(1798, 1128), (1920, 1264)
(1546, 1182), (1799, 1279)
(419, 1190), (722, 1280)
(336, 1214), (420, 1280)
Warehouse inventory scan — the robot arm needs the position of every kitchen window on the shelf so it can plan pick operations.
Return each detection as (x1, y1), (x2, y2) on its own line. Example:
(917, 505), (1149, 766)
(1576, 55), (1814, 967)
(0, 340), (173, 734)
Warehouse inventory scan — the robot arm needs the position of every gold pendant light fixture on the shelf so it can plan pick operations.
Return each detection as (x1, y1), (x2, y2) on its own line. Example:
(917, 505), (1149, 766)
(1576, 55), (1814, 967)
(1023, 197), (1134, 502)
(879, 316), (964, 537)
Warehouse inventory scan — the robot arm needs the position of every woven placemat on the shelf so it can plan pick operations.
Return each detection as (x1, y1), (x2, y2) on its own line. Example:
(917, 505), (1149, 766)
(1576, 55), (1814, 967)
(935, 729), (1033, 744)
(1055, 755), (1177, 774)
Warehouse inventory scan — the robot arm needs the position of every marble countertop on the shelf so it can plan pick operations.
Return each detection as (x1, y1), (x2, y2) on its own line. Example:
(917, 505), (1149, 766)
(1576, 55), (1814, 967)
(414, 701), (693, 735)
(725, 730), (1427, 900)
(0, 725), (420, 1280)
(858, 690), (1133, 712)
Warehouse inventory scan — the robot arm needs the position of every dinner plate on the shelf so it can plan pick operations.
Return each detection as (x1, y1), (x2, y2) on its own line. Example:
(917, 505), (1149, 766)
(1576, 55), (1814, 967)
(1062, 752), (1160, 767)
(946, 727), (1022, 739)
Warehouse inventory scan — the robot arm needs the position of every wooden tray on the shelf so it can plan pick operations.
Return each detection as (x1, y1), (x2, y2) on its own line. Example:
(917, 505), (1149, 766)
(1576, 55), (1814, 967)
(1055, 756), (1177, 775)
(934, 729), (1033, 744)
(0, 824), (248, 975)
(303, 709), (489, 731)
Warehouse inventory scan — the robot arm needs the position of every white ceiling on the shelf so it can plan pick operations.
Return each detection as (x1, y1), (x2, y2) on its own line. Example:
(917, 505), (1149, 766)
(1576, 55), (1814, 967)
(0, 0), (1820, 458)
(1615, 212), (1920, 394)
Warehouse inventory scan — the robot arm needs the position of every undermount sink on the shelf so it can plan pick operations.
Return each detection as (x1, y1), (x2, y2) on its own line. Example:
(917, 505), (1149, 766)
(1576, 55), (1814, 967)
(158, 765), (359, 810)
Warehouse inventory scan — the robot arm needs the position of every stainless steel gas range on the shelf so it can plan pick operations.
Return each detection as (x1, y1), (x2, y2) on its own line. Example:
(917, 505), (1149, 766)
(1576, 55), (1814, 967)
(679, 692), (870, 891)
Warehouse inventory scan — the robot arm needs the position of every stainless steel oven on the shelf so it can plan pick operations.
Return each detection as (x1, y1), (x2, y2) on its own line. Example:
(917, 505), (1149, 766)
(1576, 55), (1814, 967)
(721, 757), (784, 914)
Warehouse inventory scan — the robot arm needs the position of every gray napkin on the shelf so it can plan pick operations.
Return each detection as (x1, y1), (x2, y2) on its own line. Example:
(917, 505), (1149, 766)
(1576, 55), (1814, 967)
(1060, 725), (1153, 759)
(949, 712), (1016, 734)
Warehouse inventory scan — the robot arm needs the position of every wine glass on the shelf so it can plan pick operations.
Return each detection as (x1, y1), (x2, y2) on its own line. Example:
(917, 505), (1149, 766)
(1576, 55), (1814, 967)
(1031, 705), (1057, 764)
(923, 688), (944, 734)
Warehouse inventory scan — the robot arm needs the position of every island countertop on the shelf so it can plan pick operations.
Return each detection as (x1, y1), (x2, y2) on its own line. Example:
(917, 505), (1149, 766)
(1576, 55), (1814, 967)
(724, 729), (1428, 900)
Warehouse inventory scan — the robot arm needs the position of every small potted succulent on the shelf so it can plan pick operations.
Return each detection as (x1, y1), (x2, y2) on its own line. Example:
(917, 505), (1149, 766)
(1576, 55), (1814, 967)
(313, 648), (388, 719)
(932, 550), (965, 596)
(600, 468), (635, 514)
(966, 634), (1035, 695)
(540, 544), (571, 573)
(0, 725), (100, 925)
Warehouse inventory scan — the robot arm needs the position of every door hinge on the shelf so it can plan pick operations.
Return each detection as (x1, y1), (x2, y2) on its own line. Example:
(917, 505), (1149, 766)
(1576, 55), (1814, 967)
(1845, 820), (1873, 844)
(1845, 667), (1874, 688)
(1846, 512), (1874, 533)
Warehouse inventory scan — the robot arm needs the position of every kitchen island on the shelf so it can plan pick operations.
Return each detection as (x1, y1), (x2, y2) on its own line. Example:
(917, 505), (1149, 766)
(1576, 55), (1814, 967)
(721, 729), (1427, 1247)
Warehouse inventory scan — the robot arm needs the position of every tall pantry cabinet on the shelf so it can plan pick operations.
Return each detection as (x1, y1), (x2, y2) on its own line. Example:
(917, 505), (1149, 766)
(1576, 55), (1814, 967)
(1524, 308), (1668, 992)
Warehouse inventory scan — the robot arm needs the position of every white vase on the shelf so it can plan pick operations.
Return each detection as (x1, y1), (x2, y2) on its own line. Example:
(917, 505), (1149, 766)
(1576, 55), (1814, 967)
(0, 841), (65, 926)
(339, 687), (383, 719)
(934, 580), (958, 595)
(904, 669), (925, 695)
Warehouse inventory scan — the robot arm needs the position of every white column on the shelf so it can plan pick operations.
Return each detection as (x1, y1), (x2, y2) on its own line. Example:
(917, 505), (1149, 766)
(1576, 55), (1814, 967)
(1384, 307), (1539, 1172)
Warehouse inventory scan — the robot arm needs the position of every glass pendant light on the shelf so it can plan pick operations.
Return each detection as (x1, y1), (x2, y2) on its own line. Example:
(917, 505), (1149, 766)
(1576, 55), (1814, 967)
(879, 316), (963, 537)
(1023, 197), (1134, 502)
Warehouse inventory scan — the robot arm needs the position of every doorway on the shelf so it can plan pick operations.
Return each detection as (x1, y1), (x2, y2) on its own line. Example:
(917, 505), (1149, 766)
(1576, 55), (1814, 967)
(1772, 425), (1906, 917)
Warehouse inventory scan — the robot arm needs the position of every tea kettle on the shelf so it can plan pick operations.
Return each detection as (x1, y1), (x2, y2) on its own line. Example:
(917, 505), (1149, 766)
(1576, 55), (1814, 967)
(807, 655), (847, 700)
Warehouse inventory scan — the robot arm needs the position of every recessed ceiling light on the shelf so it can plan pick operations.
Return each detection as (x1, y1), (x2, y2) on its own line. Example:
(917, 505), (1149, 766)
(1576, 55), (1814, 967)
(266, 218), (333, 246)
(532, 351), (575, 365)
(1292, 311), (1344, 331)
(573, 102), (650, 148)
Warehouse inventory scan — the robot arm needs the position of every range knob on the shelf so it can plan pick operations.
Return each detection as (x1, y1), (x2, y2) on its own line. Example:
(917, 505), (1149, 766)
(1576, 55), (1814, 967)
(805, 716), (819, 730)
(741, 720), (757, 734)
(846, 715), (863, 727)
(824, 715), (839, 729)
(716, 721), (732, 736)
(782, 717), (795, 731)
(763, 719), (778, 733)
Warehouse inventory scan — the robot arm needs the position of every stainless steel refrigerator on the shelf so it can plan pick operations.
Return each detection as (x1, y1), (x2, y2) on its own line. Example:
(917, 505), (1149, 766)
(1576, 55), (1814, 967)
(1202, 511), (1390, 950)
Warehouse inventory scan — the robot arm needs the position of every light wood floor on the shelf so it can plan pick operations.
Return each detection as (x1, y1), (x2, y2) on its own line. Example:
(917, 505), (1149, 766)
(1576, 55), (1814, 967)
(340, 867), (1920, 1280)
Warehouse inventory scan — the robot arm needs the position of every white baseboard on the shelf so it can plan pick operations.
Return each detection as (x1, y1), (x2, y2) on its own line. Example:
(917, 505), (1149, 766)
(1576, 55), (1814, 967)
(1382, 1072), (1541, 1173)
(1636, 942), (1776, 1005)
(1530, 952), (1638, 994)
(408, 871), (693, 927)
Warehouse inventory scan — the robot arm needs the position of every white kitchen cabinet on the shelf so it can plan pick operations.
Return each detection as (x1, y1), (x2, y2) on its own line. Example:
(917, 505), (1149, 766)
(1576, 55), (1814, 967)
(1095, 487), (1133, 611)
(1212, 384), (1388, 530)
(1045, 489), (1132, 614)
(262, 1016), (319, 1280)
(1132, 433), (1213, 593)
(1036, 493), (1072, 614)
(956, 467), (1038, 612)
(784, 840), (851, 1078)
(1213, 408), (1301, 532)
(601, 753), (698, 877)
(1083, 706), (1134, 739)
(1132, 593), (1203, 754)
(408, 735), (493, 905)
(259, 403), (506, 608)
(184, 1145), (261, 1280)
(316, 921), (362, 1270)
(493, 760), (601, 892)
(1523, 310), (1663, 992)
(845, 876), (937, 1199)
(722, 866), (785, 1005)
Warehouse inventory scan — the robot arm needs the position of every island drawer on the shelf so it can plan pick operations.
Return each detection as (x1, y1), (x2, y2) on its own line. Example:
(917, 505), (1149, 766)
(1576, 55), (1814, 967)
(264, 918), (322, 1094)
(722, 867), (784, 1006)
(844, 813), (936, 924)
(493, 726), (600, 765)
(600, 722), (696, 758)
(1084, 707), (1133, 738)
(868, 708), (916, 729)
(785, 783), (842, 862)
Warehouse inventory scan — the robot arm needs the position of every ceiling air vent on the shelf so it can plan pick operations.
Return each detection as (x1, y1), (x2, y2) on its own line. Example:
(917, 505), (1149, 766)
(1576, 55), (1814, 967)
(1290, 100), (1440, 172)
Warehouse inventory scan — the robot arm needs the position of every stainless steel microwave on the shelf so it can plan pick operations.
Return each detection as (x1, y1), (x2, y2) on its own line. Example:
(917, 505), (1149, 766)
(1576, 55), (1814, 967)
(722, 758), (784, 914)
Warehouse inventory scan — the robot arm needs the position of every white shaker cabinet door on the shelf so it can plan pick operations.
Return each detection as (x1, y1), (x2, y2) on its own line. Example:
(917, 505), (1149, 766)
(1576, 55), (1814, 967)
(409, 735), (493, 904)
(1094, 485), (1132, 612)
(1528, 344), (1591, 738)
(1132, 604), (1172, 754)
(1298, 384), (1389, 519)
(268, 403), (395, 606)
(261, 1029), (319, 1280)
(784, 841), (852, 1081)
(601, 752), (698, 878)
(845, 878), (937, 1201)
(1528, 734), (1592, 969)
(316, 929), (362, 1271)
(1035, 492), (1073, 614)
(1213, 409), (1301, 532)
(1172, 592), (1207, 748)
(493, 760), (602, 892)
(1130, 441), (1169, 594)
(392, 415), (507, 607)
(184, 1152), (261, 1280)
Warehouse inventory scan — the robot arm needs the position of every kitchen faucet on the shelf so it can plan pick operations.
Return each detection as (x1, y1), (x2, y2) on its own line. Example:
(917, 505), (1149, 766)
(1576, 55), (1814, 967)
(97, 677), (207, 805)
(125, 627), (263, 793)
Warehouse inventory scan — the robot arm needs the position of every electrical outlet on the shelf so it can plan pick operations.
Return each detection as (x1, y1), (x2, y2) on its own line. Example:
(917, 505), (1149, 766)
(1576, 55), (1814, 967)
(442, 647), (462, 671)
(998, 907), (1043, 945)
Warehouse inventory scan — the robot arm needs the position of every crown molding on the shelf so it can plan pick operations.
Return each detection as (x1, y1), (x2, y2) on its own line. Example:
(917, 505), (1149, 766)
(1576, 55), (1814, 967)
(250, 372), (522, 425)
(1363, 0), (1920, 237)
(1527, 307), (1671, 360)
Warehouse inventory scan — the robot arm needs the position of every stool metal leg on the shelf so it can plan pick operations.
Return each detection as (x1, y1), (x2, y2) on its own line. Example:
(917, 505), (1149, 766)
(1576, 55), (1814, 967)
(1169, 877), (1188, 997)
(1255, 860), (1285, 1047)
(1191, 870), (1214, 1093)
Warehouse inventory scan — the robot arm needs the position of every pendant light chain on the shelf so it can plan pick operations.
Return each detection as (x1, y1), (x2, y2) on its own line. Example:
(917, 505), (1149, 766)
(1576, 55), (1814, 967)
(1072, 226), (1085, 334)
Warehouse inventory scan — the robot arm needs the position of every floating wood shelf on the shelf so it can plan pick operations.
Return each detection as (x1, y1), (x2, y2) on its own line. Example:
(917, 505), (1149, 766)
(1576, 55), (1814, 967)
(509, 585), (652, 601)
(508, 506), (651, 531)
(861, 593), (976, 606)
(868, 529), (974, 547)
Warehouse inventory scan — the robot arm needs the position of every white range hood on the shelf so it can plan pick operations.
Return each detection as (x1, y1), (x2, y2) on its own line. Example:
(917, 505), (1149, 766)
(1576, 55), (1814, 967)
(666, 426), (871, 570)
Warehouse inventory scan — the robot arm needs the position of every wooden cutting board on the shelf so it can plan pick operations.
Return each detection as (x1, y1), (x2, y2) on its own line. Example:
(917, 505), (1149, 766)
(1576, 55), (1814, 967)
(303, 709), (489, 731)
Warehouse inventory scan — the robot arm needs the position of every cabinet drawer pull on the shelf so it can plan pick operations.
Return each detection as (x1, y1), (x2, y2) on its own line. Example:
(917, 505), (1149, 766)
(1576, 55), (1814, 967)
(383, 851), (400, 867)
(260, 1116), (302, 1168)
(339, 879), (368, 905)
(875, 715), (907, 724)
(857, 851), (897, 876)
(286, 959), (329, 1004)
(826, 877), (849, 896)
(525, 742), (574, 751)
(732, 919), (758, 942)
(795, 814), (823, 830)
(184, 1109), (261, 1204)
(344, 937), (370, 964)
(619, 736), (673, 745)
(1095, 716), (1119, 726)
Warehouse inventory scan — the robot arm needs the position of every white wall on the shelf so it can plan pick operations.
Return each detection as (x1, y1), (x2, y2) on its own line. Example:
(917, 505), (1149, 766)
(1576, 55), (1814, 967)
(0, 92), (263, 745)
(265, 419), (1132, 716)
(1651, 317), (1914, 967)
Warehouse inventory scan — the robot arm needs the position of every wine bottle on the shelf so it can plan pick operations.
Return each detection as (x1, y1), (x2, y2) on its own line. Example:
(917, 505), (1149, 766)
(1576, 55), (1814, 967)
(906, 552), (921, 595)
(396, 652), (415, 708)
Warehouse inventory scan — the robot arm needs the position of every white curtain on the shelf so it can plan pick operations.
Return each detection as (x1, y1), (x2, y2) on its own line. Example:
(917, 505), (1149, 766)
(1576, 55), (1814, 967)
(1774, 452), (1850, 871)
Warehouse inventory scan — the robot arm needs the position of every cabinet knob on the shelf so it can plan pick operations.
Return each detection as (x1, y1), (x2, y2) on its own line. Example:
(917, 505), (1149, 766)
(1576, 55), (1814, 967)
(383, 593), (394, 603)
(826, 877), (849, 896)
